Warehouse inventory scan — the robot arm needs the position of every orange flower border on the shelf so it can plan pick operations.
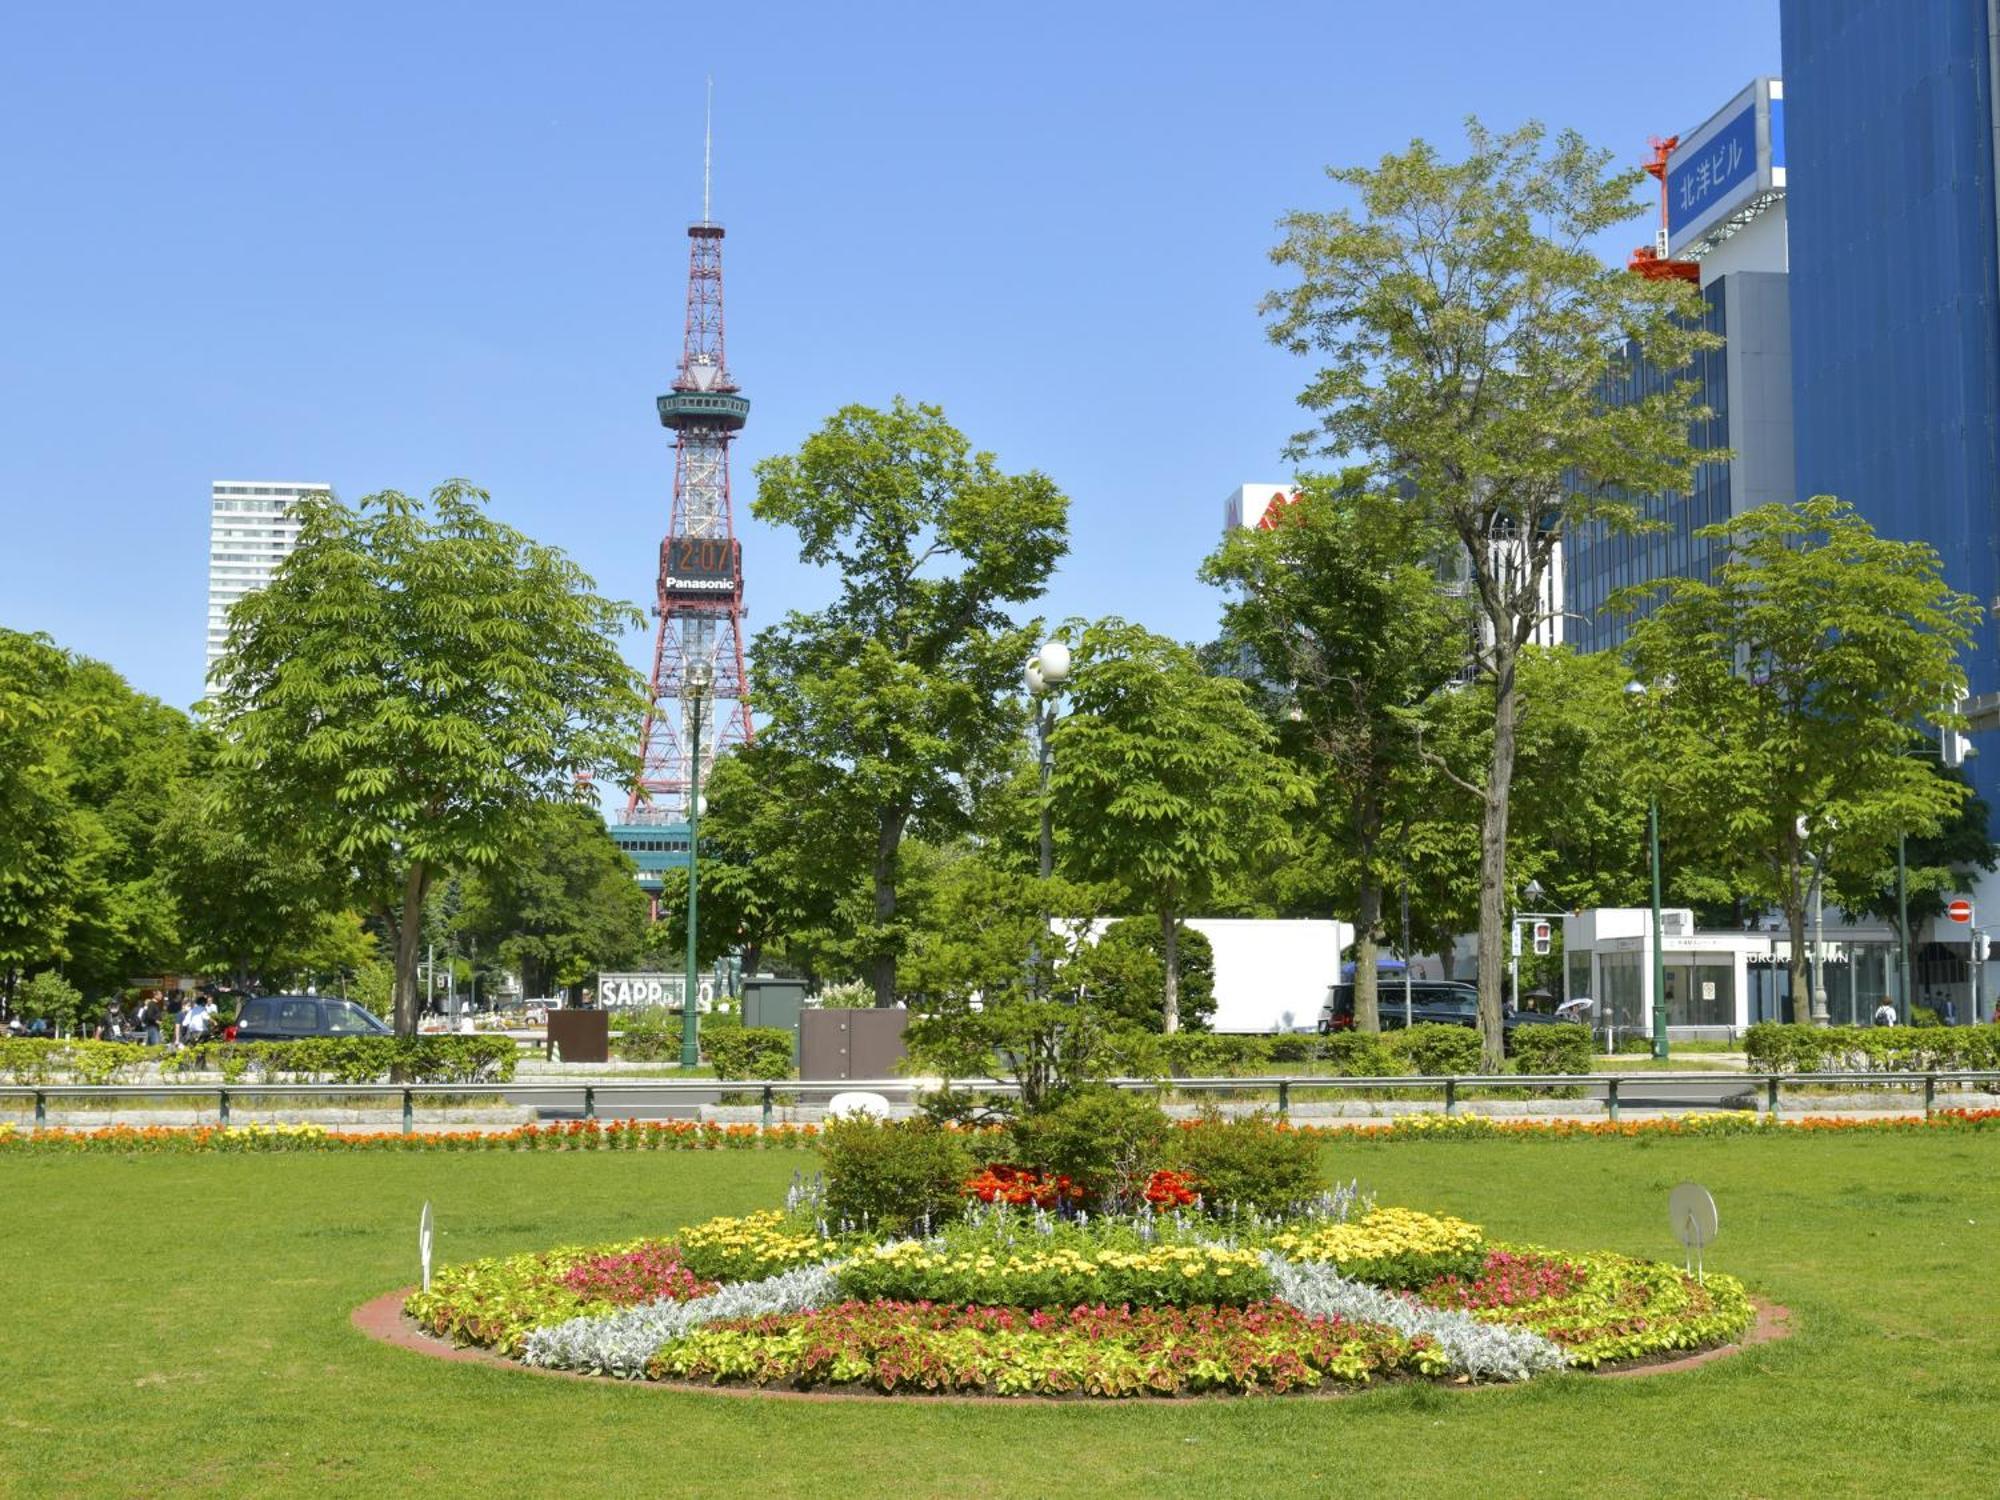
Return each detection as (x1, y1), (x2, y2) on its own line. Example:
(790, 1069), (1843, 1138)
(3, 1109), (1999, 1155)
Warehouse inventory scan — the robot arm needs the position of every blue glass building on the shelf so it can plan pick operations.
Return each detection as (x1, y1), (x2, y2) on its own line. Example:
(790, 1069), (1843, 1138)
(1782, 0), (2000, 819)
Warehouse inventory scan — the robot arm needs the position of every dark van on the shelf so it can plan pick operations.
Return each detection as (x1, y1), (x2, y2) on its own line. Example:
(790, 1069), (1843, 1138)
(232, 995), (393, 1041)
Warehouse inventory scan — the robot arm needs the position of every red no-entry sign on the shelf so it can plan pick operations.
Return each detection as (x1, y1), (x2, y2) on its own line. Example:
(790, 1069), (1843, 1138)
(1949, 898), (1974, 924)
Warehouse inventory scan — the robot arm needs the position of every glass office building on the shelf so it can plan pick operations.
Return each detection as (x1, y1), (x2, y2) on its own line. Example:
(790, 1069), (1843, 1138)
(1782, 0), (2000, 821)
(1566, 79), (1794, 655)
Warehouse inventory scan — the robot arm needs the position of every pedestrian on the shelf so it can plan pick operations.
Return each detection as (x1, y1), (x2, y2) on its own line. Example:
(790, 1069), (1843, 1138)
(182, 996), (212, 1045)
(1945, 998), (1959, 1027)
(1873, 998), (1897, 1027)
(166, 993), (185, 1046)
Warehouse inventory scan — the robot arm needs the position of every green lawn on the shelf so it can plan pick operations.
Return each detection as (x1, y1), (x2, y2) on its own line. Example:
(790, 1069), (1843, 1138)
(5, 1135), (1997, 1498)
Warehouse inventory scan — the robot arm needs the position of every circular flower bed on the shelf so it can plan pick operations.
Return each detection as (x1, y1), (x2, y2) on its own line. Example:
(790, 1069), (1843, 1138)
(404, 1189), (1754, 1396)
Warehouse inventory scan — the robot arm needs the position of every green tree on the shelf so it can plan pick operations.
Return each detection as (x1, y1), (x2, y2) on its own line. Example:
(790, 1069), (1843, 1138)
(1624, 498), (1982, 1013)
(454, 799), (651, 1003)
(1839, 764), (1996, 967)
(155, 774), (351, 990)
(1049, 619), (1310, 1032)
(0, 630), (94, 991)
(749, 399), (1069, 1005)
(1074, 917), (1216, 1033)
(1266, 121), (1719, 1063)
(1204, 475), (1467, 1030)
(207, 480), (646, 1034)
(0, 632), (204, 997)
(651, 742), (854, 979)
(16, 970), (82, 1035)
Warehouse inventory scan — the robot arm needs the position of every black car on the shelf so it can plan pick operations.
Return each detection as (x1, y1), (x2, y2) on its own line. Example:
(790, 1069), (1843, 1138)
(232, 994), (393, 1041)
(1318, 981), (1569, 1037)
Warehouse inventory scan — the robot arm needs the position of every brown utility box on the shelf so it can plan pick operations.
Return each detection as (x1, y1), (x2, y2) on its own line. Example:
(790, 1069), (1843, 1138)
(545, 1008), (610, 1063)
(799, 1007), (907, 1081)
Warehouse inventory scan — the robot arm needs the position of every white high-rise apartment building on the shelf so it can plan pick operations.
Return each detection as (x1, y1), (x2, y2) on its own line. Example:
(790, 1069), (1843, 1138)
(205, 480), (328, 685)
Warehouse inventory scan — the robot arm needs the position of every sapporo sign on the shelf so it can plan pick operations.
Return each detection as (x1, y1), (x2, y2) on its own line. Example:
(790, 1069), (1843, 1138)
(595, 972), (714, 1010)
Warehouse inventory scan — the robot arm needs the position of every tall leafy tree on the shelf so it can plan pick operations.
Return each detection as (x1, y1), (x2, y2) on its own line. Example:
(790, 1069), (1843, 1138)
(1204, 475), (1467, 1030)
(456, 802), (651, 1001)
(653, 742), (854, 979)
(1266, 121), (1718, 1063)
(0, 629), (95, 993)
(0, 631), (205, 997)
(749, 399), (1069, 1005)
(1838, 764), (1996, 963)
(1049, 619), (1311, 1032)
(207, 480), (646, 1033)
(155, 774), (354, 990)
(1624, 498), (1982, 1013)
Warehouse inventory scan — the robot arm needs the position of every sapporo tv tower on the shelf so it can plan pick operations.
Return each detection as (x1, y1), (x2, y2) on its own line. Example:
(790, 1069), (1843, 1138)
(612, 99), (754, 902)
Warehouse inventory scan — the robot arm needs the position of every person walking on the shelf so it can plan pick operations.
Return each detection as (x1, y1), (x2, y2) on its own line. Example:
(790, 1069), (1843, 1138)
(1873, 999), (1897, 1028)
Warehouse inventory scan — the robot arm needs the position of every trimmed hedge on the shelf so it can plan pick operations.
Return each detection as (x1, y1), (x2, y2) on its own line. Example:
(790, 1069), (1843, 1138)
(0, 1036), (517, 1086)
(1744, 1022), (2000, 1073)
(1387, 1024), (1482, 1076)
(1506, 1025), (1594, 1077)
(704, 1027), (794, 1081)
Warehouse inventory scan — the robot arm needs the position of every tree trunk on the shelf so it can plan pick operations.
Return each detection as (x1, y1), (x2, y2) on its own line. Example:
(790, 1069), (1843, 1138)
(392, 862), (430, 1038)
(1786, 902), (1809, 1019)
(1354, 871), (1384, 1034)
(1160, 907), (1181, 1035)
(870, 807), (908, 1008)
(1475, 640), (1520, 1070)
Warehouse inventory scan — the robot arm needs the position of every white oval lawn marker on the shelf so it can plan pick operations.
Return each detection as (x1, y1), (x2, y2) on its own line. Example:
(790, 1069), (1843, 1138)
(1669, 1182), (1718, 1283)
(420, 1201), (435, 1293)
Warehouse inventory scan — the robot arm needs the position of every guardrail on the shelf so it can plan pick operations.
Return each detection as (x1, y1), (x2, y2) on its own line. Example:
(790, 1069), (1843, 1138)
(3, 1070), (1998, 1132)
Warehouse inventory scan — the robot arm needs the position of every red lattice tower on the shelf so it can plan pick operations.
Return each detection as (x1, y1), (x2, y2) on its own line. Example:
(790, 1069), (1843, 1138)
(625, 215), (754, 823)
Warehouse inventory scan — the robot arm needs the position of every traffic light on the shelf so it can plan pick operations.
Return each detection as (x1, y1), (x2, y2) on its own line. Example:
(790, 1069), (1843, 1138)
(1532, 921), (1552, 956)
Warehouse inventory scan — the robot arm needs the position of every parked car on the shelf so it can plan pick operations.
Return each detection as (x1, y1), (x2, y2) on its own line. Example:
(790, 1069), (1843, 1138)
(1318, 981), (1570, 1040)
(231, 994), (393, 1041)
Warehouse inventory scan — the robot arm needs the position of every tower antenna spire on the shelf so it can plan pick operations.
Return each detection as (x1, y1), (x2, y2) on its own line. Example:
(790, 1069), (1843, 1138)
(703, 76), (713, 224)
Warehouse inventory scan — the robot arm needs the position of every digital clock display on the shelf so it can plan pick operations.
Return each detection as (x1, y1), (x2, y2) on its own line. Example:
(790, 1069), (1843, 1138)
(661, 536), (740, 599)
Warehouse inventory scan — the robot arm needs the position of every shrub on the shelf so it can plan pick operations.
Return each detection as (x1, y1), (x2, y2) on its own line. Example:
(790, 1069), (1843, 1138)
(1318, 1031), (1406, 1077)
(1158, 1032), (1267, 1076)
(815, 979), (873, 1008)
(0, 1035), (515, 1085)
(613, 1008), (682, 1063)
(1266, 1033), (1322, 1063)
(1507, 1024), (1594, 1077)
(1009, 1088), (1172, 1203)
(1745, 1021), (2000, 1073)
(1911, 1005), (1943, 1028)
(817, 1118), (975, 1233)
(1165, 1110), (1326, 1216)
(705, 1027), (793, 1080)
(1386, 1024), (1480, 1076)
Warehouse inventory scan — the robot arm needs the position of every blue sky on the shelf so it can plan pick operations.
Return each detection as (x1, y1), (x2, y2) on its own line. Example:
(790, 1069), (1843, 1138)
(0, 0), (1778, 711)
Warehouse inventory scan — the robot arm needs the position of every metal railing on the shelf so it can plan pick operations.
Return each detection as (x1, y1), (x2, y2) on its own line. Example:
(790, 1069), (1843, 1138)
(2, 1069), (1997, 1132)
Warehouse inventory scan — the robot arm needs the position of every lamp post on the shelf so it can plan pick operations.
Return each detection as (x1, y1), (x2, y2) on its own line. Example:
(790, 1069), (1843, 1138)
(1625, 682), (1669, 1060)
(681, 661), (714, 1069)
(1024, 640), (1070, 994)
